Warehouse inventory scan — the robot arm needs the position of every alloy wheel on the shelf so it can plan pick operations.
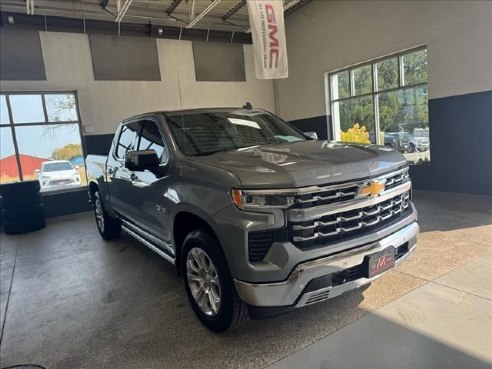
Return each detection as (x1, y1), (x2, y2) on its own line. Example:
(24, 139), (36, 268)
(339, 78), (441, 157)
(186, 247), (222, 316)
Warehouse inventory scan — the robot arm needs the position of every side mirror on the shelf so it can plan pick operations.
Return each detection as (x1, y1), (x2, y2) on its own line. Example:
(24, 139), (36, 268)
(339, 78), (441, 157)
(34, 169), (40, 174)
(304, 132), (318, 140)
(125, 150), (159, 171)
(75, 165), (80, 169)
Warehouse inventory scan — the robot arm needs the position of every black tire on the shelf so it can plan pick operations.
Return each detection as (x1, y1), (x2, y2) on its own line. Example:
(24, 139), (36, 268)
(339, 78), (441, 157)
(3, 203), (45, 223)
(0, 180), (40, 197)
(93, 191), (121, 240)
(1, 193), (42, 209)
(407, 143), (416, 153)
(181, 228), (249, 332)
(4, 216), (45, 235)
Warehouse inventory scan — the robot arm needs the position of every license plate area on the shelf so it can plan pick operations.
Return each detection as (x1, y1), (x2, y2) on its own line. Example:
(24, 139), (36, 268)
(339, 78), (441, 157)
(366, 247), (395, 278)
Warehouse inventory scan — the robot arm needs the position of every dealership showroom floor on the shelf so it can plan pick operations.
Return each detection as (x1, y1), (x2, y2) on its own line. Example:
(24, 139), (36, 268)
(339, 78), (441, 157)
(1, 191), (491, 369)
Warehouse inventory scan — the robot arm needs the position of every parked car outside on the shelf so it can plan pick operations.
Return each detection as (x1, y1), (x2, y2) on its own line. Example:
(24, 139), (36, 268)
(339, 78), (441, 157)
(36, 160), (81, 191)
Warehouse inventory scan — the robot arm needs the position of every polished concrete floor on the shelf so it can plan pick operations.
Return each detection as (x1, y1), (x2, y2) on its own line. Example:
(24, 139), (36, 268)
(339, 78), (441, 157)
(0, 191), (491, 369)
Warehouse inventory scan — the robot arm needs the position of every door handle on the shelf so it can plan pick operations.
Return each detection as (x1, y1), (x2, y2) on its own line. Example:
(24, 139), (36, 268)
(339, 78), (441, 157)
(130, 173), (138, 182)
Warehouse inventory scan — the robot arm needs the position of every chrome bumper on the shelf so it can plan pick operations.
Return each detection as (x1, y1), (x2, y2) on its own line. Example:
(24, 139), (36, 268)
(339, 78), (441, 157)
(234, 221), (419, 307)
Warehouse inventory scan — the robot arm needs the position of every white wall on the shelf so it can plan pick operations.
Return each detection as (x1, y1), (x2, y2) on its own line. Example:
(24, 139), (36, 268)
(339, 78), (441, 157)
(0, 32), (275, 134)
(278, 0), (492, 121)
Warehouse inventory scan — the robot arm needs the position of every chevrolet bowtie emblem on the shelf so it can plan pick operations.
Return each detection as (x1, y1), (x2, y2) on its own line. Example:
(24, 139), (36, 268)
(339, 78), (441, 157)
(359, 180), (385, 197)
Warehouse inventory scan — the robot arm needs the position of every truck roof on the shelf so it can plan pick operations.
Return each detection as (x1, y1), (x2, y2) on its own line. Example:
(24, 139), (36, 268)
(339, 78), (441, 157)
(122, 107), (260, 123)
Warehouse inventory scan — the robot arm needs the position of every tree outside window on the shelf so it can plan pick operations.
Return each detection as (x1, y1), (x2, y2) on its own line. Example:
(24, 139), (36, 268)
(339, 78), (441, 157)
(329, 48), (429, 165)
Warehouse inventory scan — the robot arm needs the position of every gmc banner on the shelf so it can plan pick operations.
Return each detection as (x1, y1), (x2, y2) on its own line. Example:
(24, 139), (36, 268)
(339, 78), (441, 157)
(246, 0), (288, 79)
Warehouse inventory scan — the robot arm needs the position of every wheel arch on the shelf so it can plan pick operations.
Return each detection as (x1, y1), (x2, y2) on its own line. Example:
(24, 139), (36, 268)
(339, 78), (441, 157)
(173, 210), (222, 276)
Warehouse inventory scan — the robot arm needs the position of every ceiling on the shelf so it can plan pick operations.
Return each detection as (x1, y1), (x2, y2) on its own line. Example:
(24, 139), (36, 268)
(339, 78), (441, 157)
(0, 0), (313, 32)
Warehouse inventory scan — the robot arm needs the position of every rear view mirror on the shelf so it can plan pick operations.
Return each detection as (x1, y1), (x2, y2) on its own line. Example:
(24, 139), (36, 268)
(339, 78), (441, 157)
(34, 169), (40, 174)
(125, 150), (159, 171)
(304, 132), (318, 140)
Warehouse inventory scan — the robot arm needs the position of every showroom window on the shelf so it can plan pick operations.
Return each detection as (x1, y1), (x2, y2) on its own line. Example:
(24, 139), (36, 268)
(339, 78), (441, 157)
(0, 92), (87, 191)
(328, 47), (429, 164)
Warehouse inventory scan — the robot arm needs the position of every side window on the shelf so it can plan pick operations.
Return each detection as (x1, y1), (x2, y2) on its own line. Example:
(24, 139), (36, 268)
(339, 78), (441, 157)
(115, 122), (140, 159)
(138, 120), (166, 160)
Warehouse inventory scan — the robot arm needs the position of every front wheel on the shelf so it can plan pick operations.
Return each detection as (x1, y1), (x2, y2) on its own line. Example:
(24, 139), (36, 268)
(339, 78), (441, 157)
(182, 229), (248, 332)
(93, 190), (121, 240)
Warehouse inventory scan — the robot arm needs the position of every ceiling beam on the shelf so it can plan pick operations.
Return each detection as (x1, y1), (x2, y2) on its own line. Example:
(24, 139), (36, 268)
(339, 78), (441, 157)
(284, 0), (313, 16)
(115, 0), (133, 22)
(165, 0), (183, 15)
(222, 0), (246, 21)
(186, 0), (222, 29)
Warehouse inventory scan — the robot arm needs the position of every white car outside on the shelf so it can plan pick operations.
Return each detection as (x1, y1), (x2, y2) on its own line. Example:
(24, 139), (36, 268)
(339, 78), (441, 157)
(36, 160), (81, 190)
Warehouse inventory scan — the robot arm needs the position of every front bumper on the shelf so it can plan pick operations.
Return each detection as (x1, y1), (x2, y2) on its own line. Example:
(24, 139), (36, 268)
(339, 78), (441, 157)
(234, 221), (418, 309)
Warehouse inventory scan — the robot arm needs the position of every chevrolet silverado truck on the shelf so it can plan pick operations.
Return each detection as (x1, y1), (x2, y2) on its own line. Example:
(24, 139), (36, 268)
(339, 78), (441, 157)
(86, 107), (418, 332)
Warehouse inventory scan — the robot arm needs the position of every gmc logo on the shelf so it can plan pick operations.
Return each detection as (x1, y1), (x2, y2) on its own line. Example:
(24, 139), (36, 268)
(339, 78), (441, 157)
(265, 4), (279, 69)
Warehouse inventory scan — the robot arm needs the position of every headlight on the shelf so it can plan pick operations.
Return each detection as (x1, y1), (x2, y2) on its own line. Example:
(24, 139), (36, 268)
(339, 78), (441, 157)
(231, 189), (294, 209)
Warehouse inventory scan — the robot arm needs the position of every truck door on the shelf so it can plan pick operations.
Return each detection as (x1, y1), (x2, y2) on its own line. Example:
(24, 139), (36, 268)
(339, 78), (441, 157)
(106, 120), (141, 221)
(128, 118), (173, 248)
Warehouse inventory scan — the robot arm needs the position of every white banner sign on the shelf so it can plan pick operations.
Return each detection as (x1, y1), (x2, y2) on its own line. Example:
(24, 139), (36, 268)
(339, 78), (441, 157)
(246, 0), (288, 79)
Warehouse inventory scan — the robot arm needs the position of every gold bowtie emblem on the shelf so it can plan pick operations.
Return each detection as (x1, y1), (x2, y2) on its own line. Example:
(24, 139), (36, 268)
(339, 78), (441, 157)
(359, 180), (385, 197)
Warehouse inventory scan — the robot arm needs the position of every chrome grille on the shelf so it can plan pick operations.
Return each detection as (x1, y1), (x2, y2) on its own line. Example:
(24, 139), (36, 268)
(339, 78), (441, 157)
(289, 192), (410, 248)
(293, 167), (409, 208)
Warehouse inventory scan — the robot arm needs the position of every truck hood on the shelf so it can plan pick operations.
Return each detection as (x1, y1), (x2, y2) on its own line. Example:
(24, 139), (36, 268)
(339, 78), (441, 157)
(191, 140), (407, 188)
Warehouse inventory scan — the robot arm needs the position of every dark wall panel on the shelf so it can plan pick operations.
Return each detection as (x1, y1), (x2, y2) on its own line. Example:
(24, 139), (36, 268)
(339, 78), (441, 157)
(0, 28), (46, 80)
(89, 35), (161, 81)
(193, 42), (246, 82)
(42, 189), (92, 218)
(84, 134), (115, 155)
(289, 115), (331, 140)
(409, 90), (492, 195)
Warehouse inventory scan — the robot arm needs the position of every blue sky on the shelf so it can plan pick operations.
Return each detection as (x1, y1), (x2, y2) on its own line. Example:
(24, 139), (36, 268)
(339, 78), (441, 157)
(1, 94), (81, 159)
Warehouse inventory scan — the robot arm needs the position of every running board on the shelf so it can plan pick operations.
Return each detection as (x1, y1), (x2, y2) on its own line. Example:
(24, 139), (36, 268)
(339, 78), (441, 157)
(122, 224), (175, 265)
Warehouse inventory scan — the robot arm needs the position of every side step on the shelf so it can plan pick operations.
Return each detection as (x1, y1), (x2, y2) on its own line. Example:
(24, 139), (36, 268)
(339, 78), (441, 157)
(121, 222), (175, 265)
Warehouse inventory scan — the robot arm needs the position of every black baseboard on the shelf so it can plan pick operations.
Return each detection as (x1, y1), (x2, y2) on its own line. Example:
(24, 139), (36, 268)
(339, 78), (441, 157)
(289, 115), (331, 140)
(42, 188), (92, 218)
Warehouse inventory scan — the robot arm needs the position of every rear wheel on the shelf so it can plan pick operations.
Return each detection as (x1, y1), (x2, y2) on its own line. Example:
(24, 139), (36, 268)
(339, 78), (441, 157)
(182, 228), (248, 332)
(93, 191), (121, 240)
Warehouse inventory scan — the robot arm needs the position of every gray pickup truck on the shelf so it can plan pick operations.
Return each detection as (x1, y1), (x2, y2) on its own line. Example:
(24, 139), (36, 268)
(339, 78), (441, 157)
(86, 106), (418, 332)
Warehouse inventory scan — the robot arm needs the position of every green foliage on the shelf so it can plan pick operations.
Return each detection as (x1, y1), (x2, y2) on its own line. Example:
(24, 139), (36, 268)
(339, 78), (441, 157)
(338, 95), (374, 135)
(334, 49), (429, 136)
(52, 143), (82, 161)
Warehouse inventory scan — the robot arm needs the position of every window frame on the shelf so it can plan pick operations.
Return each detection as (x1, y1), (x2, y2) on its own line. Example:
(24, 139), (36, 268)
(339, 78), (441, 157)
(0, 91), (86, 191)
(326, 46), (428, 147)
(113, 116), (169, 166)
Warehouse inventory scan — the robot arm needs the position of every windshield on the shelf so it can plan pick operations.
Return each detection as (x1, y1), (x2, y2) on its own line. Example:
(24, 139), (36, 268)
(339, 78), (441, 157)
(166, 109), (307, 156)
(42, 162), (74, 172)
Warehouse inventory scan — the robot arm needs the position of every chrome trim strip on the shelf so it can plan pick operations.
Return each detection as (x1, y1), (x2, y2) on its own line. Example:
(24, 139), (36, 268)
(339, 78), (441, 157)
(122, 219), (175, 256)
(121, 221), (175, 264)
(288, 181), (411, 222)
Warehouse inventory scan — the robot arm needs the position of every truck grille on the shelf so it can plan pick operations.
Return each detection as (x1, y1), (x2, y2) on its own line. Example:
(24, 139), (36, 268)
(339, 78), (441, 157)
(289, 191), (410, 248)
(293, 167), (409, 209)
